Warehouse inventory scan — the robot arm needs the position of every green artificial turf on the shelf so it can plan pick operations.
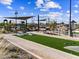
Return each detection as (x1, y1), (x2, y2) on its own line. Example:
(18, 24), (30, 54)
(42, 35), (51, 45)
(73, 32), (79, 34)
(18, 34), (79, 56)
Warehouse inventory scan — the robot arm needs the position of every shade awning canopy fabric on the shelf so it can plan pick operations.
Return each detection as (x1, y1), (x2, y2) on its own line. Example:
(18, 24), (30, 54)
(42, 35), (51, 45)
(40, 19), (46, 21)
(4, 16), (34, 20)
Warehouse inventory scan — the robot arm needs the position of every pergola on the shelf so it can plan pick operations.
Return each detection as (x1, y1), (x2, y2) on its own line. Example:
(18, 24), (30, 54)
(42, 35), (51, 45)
(4, 15), (47, 31)
(4, 16), (34, 29)
(4, 16), (33, 20)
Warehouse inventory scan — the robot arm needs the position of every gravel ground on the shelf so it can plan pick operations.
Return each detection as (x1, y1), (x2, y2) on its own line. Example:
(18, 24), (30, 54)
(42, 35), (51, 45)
(0, 37), (37, 59)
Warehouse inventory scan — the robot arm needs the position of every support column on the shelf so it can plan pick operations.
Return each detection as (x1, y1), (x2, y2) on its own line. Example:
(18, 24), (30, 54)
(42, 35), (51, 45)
(38, 15), (40, 31)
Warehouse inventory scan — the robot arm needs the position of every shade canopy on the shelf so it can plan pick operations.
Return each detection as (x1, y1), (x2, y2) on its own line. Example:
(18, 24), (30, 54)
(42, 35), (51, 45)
(4, 16), (33, 20)
(40, 19), (46, 21)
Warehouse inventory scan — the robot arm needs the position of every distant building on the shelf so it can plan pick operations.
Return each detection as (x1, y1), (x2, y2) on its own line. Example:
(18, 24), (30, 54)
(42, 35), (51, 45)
(71, 20), (77, 30)
(56, 22), (69, 35)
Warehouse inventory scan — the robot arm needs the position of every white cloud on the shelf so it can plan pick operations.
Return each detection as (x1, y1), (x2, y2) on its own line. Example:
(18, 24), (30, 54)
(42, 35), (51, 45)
(20, 6), (25, 10)
(45, 1), (61, 9)
(31, 13), (34, 15)
(40, 8), (49, 11)
(74, 4), (79, 8)
(66, 13), (73, 17)
(23, 12), (26, 15)
(44, 0), (51, 2)
(74, 10), (79, 13)
(0, 0), (13, 5)
(36, 0), (44, 8)
(49, 12), (63, 22)
(35, 0), (61, 9)
(40, 12), (63, 22)
(28, 2), (31, 4)
(67, 10), (70, 14)
(48, 12), (62, 17)
(0, 15), (3, 18)
(7, 6), (13, 9)
(66, 14), (69, 17)
(40, 12), (62, 18)
(34, 7), (37, 9)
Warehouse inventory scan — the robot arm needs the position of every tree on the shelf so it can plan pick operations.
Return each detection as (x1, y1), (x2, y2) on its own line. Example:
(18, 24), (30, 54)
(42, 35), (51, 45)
(49, 21), (57, 31)
(3, 19), (8, 31)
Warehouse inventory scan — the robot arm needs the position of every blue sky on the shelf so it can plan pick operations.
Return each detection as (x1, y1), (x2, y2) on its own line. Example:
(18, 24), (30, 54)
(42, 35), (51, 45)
(0, 0), (79, 23)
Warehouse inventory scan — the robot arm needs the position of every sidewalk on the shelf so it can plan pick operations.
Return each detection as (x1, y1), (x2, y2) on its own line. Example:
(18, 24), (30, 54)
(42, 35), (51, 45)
(3, 34), (79, 59)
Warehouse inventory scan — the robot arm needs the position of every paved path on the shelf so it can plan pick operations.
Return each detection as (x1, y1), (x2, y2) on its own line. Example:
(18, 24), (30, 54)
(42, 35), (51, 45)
(2, 34), (79, 59)
(31, 31), (79, 41)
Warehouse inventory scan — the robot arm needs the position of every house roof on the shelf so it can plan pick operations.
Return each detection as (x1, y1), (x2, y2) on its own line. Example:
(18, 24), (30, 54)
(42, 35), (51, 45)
(71, 20), (76, 23)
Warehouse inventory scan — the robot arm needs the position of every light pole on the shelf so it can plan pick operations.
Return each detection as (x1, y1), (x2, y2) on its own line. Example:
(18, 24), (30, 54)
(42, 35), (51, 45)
(15, 11), (18, 30)
(38, 15), (40, 31)
(69, 0), (73, 37)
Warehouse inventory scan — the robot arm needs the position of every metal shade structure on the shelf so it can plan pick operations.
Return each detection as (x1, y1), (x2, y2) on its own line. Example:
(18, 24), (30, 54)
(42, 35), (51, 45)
(40, 19), (46, 21)
(4, 16), (33, 20)
(4, 16), (34, 29)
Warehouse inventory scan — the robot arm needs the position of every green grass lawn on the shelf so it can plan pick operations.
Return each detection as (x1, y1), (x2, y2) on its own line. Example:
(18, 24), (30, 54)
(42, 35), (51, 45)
(18, 34), (79, 56)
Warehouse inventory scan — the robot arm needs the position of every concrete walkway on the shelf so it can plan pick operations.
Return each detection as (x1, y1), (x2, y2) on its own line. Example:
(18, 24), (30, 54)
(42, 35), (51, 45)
(3, 34), (79, 59)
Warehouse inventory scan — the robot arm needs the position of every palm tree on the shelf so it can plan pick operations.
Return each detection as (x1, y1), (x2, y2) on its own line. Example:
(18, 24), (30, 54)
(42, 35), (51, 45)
(49, 21), (57, 31)
(8, 20), (12, 32)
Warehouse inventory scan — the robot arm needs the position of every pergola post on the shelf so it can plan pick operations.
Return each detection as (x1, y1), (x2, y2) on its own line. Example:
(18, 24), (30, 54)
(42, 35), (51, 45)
(26, 20), (27, 29)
